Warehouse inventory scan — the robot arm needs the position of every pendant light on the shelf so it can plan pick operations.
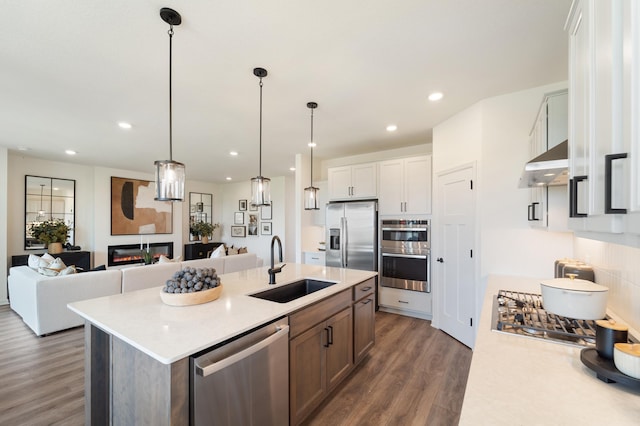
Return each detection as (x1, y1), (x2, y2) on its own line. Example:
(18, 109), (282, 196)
(304, 102), (320, 210)
(37, 184), (46, 220)
(250, 67), (271, 207)
(154, 7), (185, 202)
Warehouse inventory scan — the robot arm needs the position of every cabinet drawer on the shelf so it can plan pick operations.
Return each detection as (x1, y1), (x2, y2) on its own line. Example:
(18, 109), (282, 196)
(353, 278), (375, 301)
(379, 287), (431, 314)
(303, 251), (326, 266)
(289, 289), (352, 339)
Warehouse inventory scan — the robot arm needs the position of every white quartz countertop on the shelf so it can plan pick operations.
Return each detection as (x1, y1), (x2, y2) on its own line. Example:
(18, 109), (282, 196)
(69, 263), (376, 364)
(459, 275), (640, 426)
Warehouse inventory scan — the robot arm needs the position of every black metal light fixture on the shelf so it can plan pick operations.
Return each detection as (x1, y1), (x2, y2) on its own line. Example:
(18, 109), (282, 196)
(250, 67), (271, 207)
(154, 7), (185, 202)
(37, 184), (46, 219)
(304, 102), (320, 210)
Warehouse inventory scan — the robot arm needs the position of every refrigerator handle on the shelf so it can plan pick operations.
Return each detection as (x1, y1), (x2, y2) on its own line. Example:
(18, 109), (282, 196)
(343, 217), (348, 267)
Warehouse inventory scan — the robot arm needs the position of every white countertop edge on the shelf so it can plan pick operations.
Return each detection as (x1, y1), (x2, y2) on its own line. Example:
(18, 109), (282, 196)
(69, 264), (377, 364)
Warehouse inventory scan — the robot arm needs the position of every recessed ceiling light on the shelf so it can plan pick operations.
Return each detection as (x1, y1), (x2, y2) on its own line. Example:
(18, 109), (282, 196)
(229, 151), (238, 156)
(290, 167), (296, 171)
(225, 177), (232, 181)
(386, 125), (397, 132)
(118, 122), (132, 129)
(65, 150), (77, 155)
(544, 173), (556, 177)
(307, 142), (316, 147)
(428, 92), (444, 101)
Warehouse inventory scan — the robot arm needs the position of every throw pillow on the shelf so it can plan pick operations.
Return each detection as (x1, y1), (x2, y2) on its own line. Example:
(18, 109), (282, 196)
(90, 265), (107, 271)
(47, 257), (67, 272)
(28, 254), (42, 269)
(42, 253), (55, 262)
(158, 255), (174, 263)
(37, 257), (52, 268)
(37, 267), (59, 277)
(210, 245), (226, 258)
(59, 266), (77, 275)
(238, 247), (248, 254)
(227, 246), (239, 255)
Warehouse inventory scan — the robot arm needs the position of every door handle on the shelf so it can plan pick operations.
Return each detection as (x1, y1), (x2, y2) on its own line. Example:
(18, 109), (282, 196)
(324, 327), (330, 348)
(531, 202), (540, 221)
(527, 204), (533, 221)
(604, 153), (627, 214)
(436, 257), (444, 263)
(328, 325), (334, 345)
(569, 176), (588, 218)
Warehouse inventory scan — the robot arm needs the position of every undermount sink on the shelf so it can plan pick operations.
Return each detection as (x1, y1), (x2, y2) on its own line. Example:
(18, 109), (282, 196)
(249, 279), (337, 303)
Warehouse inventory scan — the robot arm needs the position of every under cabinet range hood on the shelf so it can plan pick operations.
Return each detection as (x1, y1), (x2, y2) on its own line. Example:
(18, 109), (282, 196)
(519, 140), (569, 188)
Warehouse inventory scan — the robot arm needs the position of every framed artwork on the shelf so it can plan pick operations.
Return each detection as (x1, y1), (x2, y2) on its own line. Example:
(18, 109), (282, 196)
(261, 222), (272, 235)
(249, 203), (258, 211)
(248, 214), (258, 236)
(261, 203), (272, 220)
(234, 212), (244, 225)
(231, 226), (246, 237)
(111, 176), (172, 235)
(239, 199), (247, 211)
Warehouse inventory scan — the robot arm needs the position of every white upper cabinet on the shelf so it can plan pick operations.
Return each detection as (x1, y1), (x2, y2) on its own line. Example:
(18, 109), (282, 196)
(327, 163), (378, 201)
(378, 155), (432, 215)
(527, 90), (568, 230)
(567, 0), (639, 235)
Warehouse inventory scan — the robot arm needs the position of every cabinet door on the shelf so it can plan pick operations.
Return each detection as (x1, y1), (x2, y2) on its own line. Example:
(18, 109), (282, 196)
(290, 322), (327, 425)
(328, 166), (353, 200)
(378, 159), (404, 215)
(353, 295), (375, 364)
(405, 155), (432, 214)
(351, 163), (377, 199)
(624, 0), (640, 232)
(325, 308), (353, 391)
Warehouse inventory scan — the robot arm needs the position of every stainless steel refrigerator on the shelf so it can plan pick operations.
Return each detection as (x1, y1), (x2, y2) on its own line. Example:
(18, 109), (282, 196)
(325, 200), (377, 271)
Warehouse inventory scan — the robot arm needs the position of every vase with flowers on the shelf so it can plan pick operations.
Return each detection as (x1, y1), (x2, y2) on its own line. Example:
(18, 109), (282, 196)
(29, 219), (70, 254)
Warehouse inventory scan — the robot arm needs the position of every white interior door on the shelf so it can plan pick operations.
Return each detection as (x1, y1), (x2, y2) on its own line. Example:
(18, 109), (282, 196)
(435, 164), (476, 348)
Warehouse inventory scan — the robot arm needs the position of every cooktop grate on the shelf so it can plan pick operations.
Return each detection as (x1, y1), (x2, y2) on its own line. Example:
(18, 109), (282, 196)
(491, 289), (597, 348)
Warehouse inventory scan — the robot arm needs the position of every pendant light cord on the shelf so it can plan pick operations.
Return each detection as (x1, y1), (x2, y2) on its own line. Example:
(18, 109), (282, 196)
(168, 26), (174, 161)
(310, 108), (314, 187)
(259, 78), (263, 177)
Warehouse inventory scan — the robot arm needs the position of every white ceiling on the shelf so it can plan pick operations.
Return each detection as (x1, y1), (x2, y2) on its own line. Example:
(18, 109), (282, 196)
(0, 0), (571, 183)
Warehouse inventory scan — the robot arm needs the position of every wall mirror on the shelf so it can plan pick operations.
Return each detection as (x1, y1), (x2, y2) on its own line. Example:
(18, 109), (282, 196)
(189, 192), (213, 241)
(25, 175), (76, 250)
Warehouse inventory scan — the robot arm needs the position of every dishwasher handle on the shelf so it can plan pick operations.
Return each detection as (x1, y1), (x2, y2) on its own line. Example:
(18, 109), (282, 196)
(196, 324), (290, 377)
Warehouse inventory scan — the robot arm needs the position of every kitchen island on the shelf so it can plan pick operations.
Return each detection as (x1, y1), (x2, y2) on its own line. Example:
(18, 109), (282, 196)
(460, 275), (640, 425)
(69, 263), (377, 425)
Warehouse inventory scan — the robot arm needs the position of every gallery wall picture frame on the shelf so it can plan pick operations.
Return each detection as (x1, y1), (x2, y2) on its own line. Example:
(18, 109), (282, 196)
(111, 176), (172, 235)
(239, 199), (247, 211)
(249, 203), (258, 211)
(261, 222), (272, 235)
(248, 214), (258, 236)
(231, 226), (246, 237)
(260, 203), (272, 220)
(234, 212), (244, 225)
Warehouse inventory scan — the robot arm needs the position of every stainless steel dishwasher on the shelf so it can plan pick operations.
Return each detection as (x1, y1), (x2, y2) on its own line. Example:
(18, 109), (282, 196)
(190, 317), (290, 425)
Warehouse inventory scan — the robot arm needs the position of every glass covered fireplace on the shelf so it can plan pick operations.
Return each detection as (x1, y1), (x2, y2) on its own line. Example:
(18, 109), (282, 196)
(107, 242), (174, 267)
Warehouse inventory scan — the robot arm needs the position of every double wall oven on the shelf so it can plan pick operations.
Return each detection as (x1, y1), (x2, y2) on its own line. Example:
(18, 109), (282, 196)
(380, 220), (430, 293)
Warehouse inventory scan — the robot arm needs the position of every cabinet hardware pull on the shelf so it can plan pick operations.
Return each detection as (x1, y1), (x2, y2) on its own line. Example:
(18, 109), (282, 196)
(324, 327), (330, 348)
(569, 176), (588, 218)
(527, 204), (533, 221)
(531, 202), (540, 221)
(436, 257), (444, 263)
(362, 299), (372, 305)
(398, 300), (409, 304)
(361, 286), (372, 291)
(604, 153), (628, 214)
(328, 325), (334, 345)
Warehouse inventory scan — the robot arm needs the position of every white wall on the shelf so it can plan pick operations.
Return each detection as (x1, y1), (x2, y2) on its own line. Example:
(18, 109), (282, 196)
(432, 81), (574, 325)
(1, 148), (8, 304)
(218, 177), (287, 264)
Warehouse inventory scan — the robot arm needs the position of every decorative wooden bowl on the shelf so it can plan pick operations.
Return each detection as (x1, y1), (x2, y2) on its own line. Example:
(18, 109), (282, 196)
(160, 285), (223, 306)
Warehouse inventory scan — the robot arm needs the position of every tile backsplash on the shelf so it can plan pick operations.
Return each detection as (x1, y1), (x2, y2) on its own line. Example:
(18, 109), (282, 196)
(573, 237), (640, 333)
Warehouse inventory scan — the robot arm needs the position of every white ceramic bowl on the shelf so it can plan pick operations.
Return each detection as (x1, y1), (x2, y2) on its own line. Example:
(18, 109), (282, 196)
(613, 343), (640, 379)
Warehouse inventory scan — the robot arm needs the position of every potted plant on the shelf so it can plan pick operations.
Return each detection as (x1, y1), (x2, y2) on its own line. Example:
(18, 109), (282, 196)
(29, 219), (70, 254)
(190, 221), (219, 244)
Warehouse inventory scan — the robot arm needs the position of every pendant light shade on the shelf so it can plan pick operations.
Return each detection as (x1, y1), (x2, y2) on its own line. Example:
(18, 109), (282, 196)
(250, 67), (271, 207)
(304, 102), (320, 210)
(154, 7), (185, 202)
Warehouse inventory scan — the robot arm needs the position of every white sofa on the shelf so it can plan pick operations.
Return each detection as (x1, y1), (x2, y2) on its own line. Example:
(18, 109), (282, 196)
(8, 252), (263, 336)
(7, 266), (123, 336)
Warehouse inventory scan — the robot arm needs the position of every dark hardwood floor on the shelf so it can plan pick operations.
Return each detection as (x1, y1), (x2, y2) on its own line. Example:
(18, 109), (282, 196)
(0, 305), (471, 426)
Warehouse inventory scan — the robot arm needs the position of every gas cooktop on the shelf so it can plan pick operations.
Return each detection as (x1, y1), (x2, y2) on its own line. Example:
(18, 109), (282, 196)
(490, 289), (597, 348)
